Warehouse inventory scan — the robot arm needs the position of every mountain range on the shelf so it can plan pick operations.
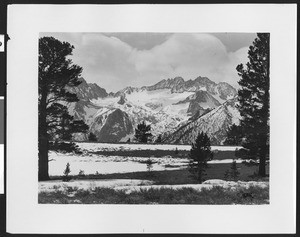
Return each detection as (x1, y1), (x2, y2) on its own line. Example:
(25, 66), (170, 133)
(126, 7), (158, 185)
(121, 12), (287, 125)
(68, 76), (240, 145)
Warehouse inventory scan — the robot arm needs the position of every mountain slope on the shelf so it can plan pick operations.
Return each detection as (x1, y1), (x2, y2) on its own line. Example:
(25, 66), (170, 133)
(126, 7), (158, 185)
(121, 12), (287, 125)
(68, 77), (108, 101)
(176, 90), (221, 116)
(163, 98), (241, 145)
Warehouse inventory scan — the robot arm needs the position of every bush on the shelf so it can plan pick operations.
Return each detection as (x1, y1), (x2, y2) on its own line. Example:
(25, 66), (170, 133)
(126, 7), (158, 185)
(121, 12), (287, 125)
(78, 170), (85, 177)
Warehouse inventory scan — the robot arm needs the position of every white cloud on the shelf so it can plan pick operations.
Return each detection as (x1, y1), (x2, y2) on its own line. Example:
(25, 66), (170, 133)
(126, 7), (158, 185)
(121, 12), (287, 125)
(41, 33), (250, 92)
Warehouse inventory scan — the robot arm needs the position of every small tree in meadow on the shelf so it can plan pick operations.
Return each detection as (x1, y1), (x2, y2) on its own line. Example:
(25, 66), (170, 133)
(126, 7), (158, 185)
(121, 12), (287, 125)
(224, 169), (231, 180)
(188, 132), (213, 183)
(146, 158), (154, 175)
(62, 162), (71, 181)
(230, 159), (240, 181)
(224, 159), (240, 181)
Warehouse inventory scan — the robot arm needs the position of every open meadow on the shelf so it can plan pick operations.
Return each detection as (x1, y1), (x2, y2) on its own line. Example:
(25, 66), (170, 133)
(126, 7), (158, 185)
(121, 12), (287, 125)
(39, 142), (269, 204)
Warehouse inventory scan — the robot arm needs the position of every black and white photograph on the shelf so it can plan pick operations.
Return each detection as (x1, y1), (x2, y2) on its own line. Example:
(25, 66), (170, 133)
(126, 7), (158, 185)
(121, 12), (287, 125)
(38, 32), (270, 205)
(6, 4), (296, 234)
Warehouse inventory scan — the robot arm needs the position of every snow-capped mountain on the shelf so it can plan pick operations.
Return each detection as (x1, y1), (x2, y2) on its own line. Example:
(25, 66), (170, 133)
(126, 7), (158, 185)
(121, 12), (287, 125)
(69, 76), (240, 144)
(141, 76), (237, 101)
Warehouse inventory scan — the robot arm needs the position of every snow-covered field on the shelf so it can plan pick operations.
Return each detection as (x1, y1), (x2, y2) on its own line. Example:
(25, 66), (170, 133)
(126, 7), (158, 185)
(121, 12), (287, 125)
(48, 143), (244, 176)
(48, 152), (251, 176)
(49, 152), (188, 176)
(40, 143), (269, 202)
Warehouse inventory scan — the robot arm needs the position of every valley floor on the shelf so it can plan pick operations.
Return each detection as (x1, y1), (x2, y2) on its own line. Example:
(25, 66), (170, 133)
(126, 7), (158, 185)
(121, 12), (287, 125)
(39, 142), (269, 204)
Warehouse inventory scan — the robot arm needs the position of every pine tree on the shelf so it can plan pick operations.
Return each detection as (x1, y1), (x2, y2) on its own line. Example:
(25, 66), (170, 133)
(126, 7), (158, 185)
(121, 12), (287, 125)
(146, 158), (154, 174)
(189, 132), (213, 183)
(88, 132), (98, 142)
(236, 33), (270, 177)
(134, 121), (152, 143)
(230, 159), (240, 181)
(224, 124), (243, 146)
(39, 37), (88, 181)
(62, 162), (71, 181)
(155, 134), (162, 143)
(224, 160), (240, 181)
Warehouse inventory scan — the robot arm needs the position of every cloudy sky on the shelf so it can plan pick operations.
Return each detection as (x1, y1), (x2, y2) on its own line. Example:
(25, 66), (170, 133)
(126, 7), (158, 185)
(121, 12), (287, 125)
(40, 32), (256, 92)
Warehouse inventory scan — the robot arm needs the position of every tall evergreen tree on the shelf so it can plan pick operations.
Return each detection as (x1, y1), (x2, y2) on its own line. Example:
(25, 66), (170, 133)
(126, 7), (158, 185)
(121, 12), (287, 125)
(134, 121), (152, 143)
(189, 132), (213, 183)
(224, 124), (243, 146)
(39, 37), (88, 181)
(236, 33), (270, 177)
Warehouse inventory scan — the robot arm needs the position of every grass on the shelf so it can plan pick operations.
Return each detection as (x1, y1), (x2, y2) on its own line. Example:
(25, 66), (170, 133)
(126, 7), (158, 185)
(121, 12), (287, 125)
(38, 185), (269, 204)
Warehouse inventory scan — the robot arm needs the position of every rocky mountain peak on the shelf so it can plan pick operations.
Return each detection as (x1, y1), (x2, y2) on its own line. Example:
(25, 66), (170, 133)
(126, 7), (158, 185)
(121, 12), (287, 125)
(215, 82), (237, 100)
(117, 93), (127, 105)
(194, 76), (216, 85)
(68, 77), (108, 101)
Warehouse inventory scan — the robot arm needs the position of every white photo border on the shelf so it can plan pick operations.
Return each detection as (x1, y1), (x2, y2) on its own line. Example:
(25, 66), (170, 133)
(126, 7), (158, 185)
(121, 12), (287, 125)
(7, 4), (297, 234)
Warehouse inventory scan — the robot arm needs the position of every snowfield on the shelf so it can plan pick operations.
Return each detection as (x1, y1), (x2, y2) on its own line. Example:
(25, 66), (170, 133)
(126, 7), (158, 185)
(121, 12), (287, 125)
(48, 152), (188, 176)
(48, 143), (244, 176)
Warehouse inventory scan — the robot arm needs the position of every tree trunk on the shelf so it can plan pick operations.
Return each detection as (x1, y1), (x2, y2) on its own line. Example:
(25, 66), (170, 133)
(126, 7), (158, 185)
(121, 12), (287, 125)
(38, 84), (50, 181)
(258, 153), (266, 177)
(197, 162), (202, 183)
(258, 136), (268, 177)
(38, 136), (49, 181)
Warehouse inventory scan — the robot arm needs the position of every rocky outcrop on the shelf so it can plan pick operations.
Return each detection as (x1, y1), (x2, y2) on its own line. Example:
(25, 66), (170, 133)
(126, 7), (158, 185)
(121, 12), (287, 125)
(68, 77), (108, 101)
(90, 109), (133, 142)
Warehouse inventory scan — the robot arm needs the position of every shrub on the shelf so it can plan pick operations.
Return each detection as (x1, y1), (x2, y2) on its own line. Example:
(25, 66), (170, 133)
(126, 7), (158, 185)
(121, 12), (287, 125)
(78, 170), (85, 177)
